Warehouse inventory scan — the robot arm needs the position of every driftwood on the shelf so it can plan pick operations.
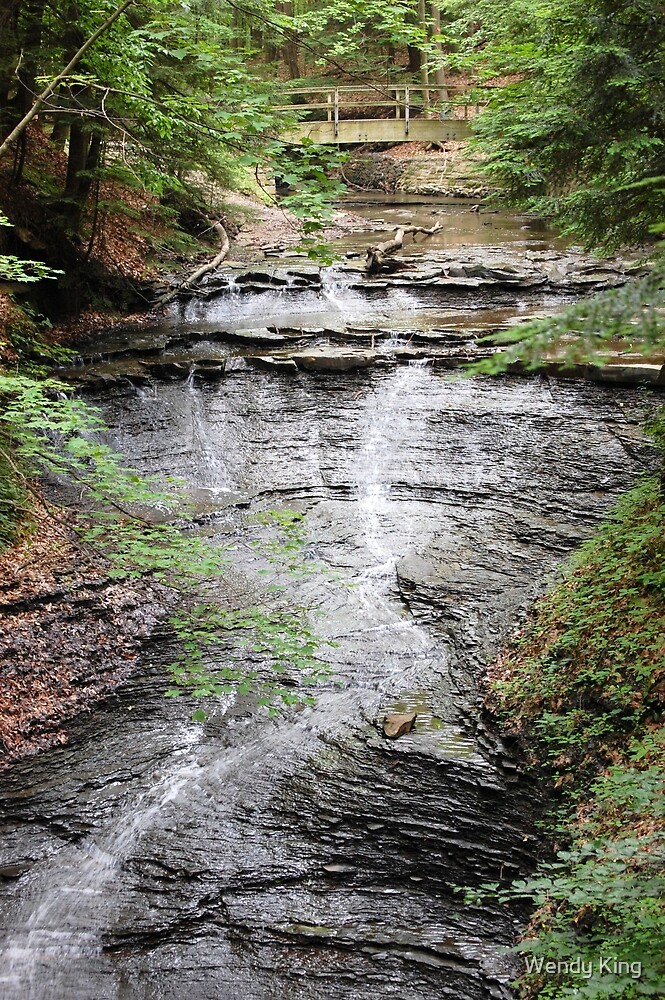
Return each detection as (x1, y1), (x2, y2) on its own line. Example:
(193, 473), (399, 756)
(158, 221), (230, 306)
(365, 223), (442, 273)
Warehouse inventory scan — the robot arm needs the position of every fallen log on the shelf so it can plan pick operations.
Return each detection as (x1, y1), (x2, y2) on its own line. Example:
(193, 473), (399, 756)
(157, 221), (230, 306)
(365, 223), (442, 273)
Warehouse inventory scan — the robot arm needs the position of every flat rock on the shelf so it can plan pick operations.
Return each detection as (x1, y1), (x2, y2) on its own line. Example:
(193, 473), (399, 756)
(138, 360), (191, 379)
(193, 360), (226, 380)
(224, 357), (248, 373)
(222, 328), (288, 344)
(382, 712), (417, 740)
(234, 270), (288, 286)
(288, 347), (380, 372)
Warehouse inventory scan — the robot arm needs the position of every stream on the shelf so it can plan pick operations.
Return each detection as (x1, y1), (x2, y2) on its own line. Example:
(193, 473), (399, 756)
(0, 200), (653, 999)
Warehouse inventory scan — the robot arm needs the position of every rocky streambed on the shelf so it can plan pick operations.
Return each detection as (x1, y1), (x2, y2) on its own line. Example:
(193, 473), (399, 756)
(62, 242), (663, 390)
(0, 204), (658, 999)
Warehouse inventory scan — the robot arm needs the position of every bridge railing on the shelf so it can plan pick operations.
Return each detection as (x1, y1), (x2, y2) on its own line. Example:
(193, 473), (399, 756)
(271, 85), (490, 139)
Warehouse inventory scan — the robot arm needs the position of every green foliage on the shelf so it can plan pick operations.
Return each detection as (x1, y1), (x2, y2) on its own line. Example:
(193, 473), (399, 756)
(466, 770), (665, 998)
(0, 449), (29, 549)
(166, 603), (333, 712)
(449, 0), (665, 247)
(290, 0), (432, 73)
(466, 260), (665, 376)
(470, 430), (665, 998)
(0, 257), (63, 283)
(491, 475), (665, 775)
(1, 3), (351, 248)
(0, 216), (62, 284)
(0, 371), (334, 714)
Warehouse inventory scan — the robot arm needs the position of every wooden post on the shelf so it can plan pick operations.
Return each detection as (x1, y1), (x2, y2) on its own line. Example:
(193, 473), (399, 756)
(394, 87), (400, 120)
(327, 92), (332, 122)
(334, 88), (339, 138)
(405, 86), (410, 136)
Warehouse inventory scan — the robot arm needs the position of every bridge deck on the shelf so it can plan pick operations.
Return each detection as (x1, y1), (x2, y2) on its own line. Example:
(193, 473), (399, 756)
(275, 85), (484, 145)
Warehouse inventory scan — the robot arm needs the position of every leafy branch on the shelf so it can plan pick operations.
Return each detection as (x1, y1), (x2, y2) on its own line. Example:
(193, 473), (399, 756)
(0, 371), (335, 715)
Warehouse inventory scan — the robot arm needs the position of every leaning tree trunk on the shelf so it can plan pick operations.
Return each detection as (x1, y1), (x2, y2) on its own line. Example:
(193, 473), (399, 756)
(0, 0), (134, 162)
(157, 222), (230, 306)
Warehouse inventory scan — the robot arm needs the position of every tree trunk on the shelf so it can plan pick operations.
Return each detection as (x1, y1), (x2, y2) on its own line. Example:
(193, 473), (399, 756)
(431, 4), (448, 103)
(158, 222), (230, 306)
(65, 122), (90, 197)
(0, 0), (133, 162)
(77, 129), (102, 200)
(279, 2), (301, 79)
(50, 116), (70, 148)
(418, 0), (430, 109)
(0, 0), (21, 136)
(365, 223), (442, 273)
(17, 0), (45, 116)
(407, 45), (421, 74)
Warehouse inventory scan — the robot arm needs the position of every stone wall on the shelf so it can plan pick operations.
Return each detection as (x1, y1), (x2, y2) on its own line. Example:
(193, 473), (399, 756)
(342, 143), (493, 198)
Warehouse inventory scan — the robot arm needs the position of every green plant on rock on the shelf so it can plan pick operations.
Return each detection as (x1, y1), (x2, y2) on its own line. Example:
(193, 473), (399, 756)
(0, 216), (63, 284)
(0, 371), (334, 715)
(166, 603), (334, 720)
(465, 767), (665, 999)
(466, 259), (665, 378)
(491, 476), (665, 777)
(471, 411), (665, 999)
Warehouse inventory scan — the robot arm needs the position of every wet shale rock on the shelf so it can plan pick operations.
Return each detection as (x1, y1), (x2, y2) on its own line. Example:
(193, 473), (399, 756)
(0, 354), (653, 999)
(56, 250), (664, 392)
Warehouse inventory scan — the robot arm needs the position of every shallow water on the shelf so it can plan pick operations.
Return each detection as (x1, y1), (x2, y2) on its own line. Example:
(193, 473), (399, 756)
(332, 195), (563, 254)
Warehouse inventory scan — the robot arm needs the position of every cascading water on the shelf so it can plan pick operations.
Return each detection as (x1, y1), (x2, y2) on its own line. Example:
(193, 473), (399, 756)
(0, 202), (649, 1000)
(185, 373), (231, 492)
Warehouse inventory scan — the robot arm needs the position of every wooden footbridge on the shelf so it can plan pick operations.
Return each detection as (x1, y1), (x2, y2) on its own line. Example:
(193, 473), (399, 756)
(274, 85), (486, 145)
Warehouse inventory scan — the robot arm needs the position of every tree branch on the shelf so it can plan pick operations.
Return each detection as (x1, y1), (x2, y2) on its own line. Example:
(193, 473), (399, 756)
(157, 222), (230, 306)
(365, 223), (442, 273)
(0, 0), (135, 160)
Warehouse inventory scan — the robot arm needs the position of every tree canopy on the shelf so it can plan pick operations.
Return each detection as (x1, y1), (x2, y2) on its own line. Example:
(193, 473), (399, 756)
(450, 0), (665, 248)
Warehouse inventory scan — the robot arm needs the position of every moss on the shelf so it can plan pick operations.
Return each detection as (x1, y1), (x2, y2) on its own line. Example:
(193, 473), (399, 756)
(489, 476), (665, 781)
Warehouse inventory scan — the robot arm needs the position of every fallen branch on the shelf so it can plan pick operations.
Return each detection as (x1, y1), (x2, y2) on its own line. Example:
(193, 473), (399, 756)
(365, 223), (442, 273)
(157, 221), (230, 306)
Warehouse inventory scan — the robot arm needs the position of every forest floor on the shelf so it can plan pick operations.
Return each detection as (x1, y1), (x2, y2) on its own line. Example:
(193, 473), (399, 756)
(0, 499), (167, 767)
